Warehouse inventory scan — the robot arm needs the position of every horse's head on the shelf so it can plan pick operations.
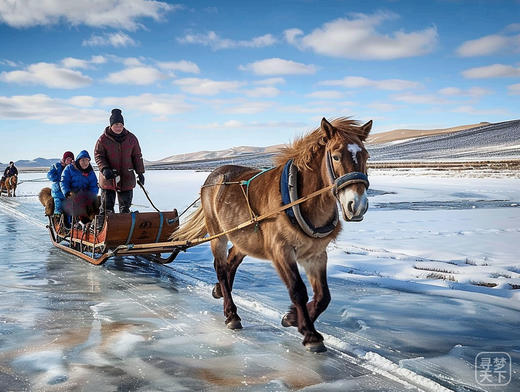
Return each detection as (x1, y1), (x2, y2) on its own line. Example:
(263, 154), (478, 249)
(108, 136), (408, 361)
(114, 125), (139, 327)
(321, 117), (371, 222)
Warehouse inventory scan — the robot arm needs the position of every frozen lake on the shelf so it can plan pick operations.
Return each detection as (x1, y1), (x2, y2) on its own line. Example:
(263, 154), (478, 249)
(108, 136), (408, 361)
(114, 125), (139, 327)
(1, 169), (519, 391)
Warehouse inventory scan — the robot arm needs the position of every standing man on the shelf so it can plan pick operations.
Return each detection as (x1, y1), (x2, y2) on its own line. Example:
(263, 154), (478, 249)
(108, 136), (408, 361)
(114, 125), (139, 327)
(94, 109), (145, 218)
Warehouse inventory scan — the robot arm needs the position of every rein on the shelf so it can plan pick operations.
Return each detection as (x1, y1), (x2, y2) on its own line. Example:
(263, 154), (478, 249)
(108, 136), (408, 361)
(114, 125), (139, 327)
(123, 161), (370, 252)
(178, 181), (337, 248)
(169, 156), (370, 248)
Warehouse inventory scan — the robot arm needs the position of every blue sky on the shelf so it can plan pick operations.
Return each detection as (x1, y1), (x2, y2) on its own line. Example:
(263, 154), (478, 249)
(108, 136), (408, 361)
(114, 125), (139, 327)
(0, 0), (519, 161)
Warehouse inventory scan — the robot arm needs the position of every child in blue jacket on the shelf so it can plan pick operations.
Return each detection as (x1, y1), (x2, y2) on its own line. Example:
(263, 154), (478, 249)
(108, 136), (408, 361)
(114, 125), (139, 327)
(47, 151), (74, 215)
(61, 150), (99, 222)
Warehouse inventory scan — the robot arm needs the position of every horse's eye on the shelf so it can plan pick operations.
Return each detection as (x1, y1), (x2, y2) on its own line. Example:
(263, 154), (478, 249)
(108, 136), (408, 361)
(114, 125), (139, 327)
(332, 155), (340, 161)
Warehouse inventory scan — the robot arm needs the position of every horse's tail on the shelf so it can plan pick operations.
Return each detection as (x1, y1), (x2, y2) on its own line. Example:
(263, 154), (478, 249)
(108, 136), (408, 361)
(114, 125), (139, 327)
(170, 205), (208, 242)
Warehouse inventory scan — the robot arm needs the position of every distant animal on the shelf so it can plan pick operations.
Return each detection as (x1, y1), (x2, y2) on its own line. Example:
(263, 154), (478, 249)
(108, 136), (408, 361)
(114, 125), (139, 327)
(39, 187), (55, 216)
(0, 176), (17, 197)
(172, 117), (372, 352)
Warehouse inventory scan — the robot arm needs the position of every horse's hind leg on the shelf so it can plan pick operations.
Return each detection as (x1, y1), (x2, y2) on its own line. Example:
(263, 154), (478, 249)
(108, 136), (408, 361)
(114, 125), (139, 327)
(211, 238), (242, 329)
(212, 246), (246, 299)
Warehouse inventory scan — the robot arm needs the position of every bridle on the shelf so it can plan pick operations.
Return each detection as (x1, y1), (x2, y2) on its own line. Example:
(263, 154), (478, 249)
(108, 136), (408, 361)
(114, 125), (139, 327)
(325, 151), (369, 198)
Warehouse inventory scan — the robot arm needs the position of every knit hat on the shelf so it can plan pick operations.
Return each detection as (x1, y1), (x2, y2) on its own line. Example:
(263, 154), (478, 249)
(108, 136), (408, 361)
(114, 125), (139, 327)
(109, 108), (124, 126)
(62, 151), (74, 162)
(76, 150), (91, 161)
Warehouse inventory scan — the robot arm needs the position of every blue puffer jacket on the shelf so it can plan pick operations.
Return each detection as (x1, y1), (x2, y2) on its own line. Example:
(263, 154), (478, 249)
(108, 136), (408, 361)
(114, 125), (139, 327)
(60, 150), (99, 197)
(47, 162), (66, 199)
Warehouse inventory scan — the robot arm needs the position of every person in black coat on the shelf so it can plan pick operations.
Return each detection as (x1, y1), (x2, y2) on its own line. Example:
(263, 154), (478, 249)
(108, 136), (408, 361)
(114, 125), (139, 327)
(1, 161), (18, 182)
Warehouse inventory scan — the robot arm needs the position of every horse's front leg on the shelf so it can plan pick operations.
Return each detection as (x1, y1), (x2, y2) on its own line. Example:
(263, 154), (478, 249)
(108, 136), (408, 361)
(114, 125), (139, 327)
(211, 238), (242, 329)
(303, 253), (331, 322)
(273, 248), (325, 352)
(282, 252), (330, 325)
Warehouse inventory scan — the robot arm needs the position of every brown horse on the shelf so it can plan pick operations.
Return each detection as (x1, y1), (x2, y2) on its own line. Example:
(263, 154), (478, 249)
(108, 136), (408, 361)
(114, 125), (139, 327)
(1, 176), (17, 197)
(172, 117), (371, 351)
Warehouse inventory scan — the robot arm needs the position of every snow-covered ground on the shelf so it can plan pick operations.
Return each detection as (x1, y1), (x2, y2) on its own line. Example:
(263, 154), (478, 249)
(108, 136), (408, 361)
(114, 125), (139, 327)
(0, 169), (519, 391)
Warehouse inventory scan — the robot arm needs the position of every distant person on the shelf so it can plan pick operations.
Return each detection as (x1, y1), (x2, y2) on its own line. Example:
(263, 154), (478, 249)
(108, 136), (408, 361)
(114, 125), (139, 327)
(94, 108), (145, 217)
(2, 161), (18, 182)
(47, 151), (74, 216)
(61, 150), (99, 224)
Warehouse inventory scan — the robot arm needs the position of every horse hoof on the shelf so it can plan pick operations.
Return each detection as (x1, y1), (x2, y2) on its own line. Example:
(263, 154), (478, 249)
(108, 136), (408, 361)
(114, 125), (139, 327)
(212, 283), (222, 299)
(281, 313), (296, 328)
(226, 319), (243, 330)
(305, 341), (327, 353)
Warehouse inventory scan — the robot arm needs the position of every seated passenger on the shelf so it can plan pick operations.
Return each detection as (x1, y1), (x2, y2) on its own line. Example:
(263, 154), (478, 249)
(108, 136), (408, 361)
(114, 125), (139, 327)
(47, 151), (74, 216)
(61, 150), (99, 224)
(2, 161), (18, 182)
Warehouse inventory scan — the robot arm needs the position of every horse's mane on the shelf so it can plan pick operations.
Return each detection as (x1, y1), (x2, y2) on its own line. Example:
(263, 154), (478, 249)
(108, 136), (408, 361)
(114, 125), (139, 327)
(275, 117), (361, 169)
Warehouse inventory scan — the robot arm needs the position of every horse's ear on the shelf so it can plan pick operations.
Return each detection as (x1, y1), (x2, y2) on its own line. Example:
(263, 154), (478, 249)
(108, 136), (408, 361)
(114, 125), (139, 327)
(321, 117), (335, 140)
(359, 120), (372, 141)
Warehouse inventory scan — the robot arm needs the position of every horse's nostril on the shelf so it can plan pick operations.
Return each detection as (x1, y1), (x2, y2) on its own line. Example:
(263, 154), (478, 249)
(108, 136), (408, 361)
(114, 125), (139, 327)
(348, 201), (354, 213)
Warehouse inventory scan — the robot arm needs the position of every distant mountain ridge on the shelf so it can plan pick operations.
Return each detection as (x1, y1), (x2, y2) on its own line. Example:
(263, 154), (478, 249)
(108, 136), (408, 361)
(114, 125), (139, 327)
(3, 119), (518, 169)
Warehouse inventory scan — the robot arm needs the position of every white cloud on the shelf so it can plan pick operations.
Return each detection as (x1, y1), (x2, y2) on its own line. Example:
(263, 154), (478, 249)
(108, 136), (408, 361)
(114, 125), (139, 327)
(101, 93), (193, 116)
(0, 92), (192, 124)
(254, 77), (285, 85)
(239, 58), (317, 75)
(122, 57), (144, 67)
(173, 78), (244, 95)
(462, 64), (520, 79)
(508, 83), (520, 94)
(0, 94), (105, 123)
(0, 59), (19, 67)
(285, 12), (438, 60)
(368, 102), (401, 112)
(61, 55), (107, 69)
(305, 90), (343, 99)
(68, 95), (96, 107)
(178, 31), (276, 50)
(62, 57), (90, 69)
(105, 66), (166, 85)
(82, 32), (137, 47)
(0, 0), (177, 30)
(452, 105), (508, 116)
(278, 104), (342, 114)
(0, 62), (92, 89)
(244, 86), (280, 98)
(393, 93), (449, 105)
(456, 33), (520, 57)
(438, 86), (491, 97)
(224, 101), (273, 114)
(198, 120), (305, 130)
(157, 60), (200, 74)
(320, 76), (420, 91)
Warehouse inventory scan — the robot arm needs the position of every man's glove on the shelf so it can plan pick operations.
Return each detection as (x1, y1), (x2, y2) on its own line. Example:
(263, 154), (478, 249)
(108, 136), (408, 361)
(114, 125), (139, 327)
(137, 173), (145, 185)
(102, 167), (114, 180)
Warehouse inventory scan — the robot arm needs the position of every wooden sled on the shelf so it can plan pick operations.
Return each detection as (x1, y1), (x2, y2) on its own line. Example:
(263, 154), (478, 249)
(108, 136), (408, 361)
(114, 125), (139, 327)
(47, 210), (188, 265)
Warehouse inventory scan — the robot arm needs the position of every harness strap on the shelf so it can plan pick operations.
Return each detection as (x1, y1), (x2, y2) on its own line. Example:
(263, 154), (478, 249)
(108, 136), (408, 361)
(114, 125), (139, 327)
(326, 151), (370, 196)
(125, 211), (136, 245)
(281, 160), (338, 238)
(237, 167), (276, 221)
(155, 212), (164, 243)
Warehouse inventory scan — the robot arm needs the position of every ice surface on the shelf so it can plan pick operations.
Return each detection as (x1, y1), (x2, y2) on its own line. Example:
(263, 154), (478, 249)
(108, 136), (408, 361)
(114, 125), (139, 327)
(1, 170), (519, 391)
